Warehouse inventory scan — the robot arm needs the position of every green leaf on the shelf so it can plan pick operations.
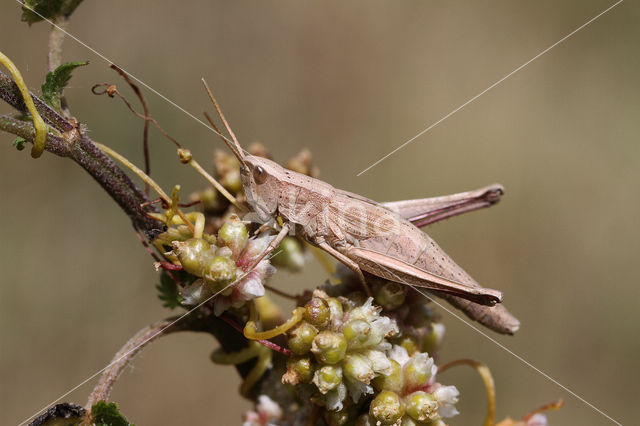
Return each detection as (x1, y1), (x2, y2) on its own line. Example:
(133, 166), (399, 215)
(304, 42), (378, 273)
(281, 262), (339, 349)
(13, 137), (27, 151)
(91, 401), (133, 426)
(41, 61), (88, 112)
(156, 270), (183, 309)
(22, 0), (84, 24)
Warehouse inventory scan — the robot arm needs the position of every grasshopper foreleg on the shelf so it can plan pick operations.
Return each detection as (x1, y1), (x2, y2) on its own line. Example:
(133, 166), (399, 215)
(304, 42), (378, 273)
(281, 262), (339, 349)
(245, 222), (290, 273)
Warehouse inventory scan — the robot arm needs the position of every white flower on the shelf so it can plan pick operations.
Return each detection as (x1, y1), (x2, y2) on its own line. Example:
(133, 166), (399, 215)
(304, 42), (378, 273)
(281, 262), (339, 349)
(179, 279), (210, 305)
(344, 376), (374, 403)
(326, 383), (347, 411)
(388, 345), (410, 366)
(236, 234), (275, 271)
(526, 413), (549, 426)
(242, 395), (282, 426)
(433, 384), (460, 418)
(364, 349), (393, 376)
(214, 254), (275, 315)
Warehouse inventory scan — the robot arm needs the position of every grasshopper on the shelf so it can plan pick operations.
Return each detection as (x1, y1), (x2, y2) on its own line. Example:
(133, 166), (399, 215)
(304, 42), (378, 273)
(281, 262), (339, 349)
(204, 84), (519, 335)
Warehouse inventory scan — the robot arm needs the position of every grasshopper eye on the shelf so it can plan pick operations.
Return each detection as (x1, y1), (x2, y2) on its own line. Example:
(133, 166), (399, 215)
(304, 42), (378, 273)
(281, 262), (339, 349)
(253, 166), (267, 184)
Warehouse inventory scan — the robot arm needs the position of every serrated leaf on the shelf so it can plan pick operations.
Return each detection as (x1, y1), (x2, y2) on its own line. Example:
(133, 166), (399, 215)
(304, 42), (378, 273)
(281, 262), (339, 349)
(91, 401), (133, 426)
(21, 0), (84, 24)
(156, 270), (184, 309)
(41, 60), (88, 112)
(13, 137), (27, 151)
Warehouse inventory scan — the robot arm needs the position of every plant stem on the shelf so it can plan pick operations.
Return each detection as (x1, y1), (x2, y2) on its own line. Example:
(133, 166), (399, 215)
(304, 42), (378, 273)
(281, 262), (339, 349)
(68, 134), (162, 233)
(48, 17), (68, 73)
(0, 71), (72, 132)
(1, 71), (162, 233)
(0, 115), (69, 157)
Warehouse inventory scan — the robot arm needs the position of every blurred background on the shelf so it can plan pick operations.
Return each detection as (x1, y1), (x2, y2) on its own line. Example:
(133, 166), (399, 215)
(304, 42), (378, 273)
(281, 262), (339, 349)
(1, 1), (638, 424)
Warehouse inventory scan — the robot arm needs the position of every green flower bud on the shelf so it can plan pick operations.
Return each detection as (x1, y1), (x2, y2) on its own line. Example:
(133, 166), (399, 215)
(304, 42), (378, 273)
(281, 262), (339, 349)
(405, 391), (438, 422)
(313, 364), (343, 394)
(271, 237), (305, 271)
(404, 354), (434, 391)
(202, 256), (236, 287)
(311, 331), (347, 365)
(372, 359), (404, 393)
(283, 356), (314, 385)
(221, 169), (242, 193)
(343, 319), (372, 350)
(397, 336), (419, 356)
(215, 151), (243, 193)
(343, 354), (374, 384)
(369, 390), (405, 425)
(304, 297), (331, 327)
(400, 417), (419, 426)
(172, 238), (212, 275)
(217, 217), (248, 257)
(422, 323), (445, 355)
(374, 281), (406, 310)
(197, 187), (218, 211)
(288, 321), (318, 355)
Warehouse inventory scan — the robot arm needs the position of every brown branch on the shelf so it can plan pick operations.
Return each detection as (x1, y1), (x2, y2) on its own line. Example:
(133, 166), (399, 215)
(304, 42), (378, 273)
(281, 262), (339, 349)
(1, 71), (162, 233)
(0, 115), (70, 157)
(0, 71), (72, 132)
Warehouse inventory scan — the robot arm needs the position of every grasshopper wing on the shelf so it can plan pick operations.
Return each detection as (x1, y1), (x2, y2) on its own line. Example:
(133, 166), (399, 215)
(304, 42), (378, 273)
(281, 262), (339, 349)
(347, 246), (503, 306)
(381, 184), (503, 228)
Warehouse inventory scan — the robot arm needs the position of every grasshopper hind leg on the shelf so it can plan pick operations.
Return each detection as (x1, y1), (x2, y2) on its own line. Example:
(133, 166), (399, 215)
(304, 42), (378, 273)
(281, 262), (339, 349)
(317, 241), (372, 297)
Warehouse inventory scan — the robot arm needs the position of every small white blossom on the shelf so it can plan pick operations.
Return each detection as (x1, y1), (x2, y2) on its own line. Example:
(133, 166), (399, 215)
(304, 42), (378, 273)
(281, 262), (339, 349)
(243, 395), (282, 426)
(325, 383), (347, 411)
(344, 376), (374, 403)
(388, 345), (410, 366)
(364, 349), (393, 376)
(433, 384), (460, 418)
(526, 413), (549, 426)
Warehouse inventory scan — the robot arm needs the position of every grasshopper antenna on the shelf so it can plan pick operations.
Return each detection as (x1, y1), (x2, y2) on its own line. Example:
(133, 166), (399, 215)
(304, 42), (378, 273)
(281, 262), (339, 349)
(201, 78), (246, 166)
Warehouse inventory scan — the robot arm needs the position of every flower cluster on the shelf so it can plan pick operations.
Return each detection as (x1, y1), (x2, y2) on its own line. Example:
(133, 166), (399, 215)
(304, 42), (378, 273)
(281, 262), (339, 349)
(362, 345), (458, 425)
(281, 290), (459, 425)
(164, 216), (275, 315)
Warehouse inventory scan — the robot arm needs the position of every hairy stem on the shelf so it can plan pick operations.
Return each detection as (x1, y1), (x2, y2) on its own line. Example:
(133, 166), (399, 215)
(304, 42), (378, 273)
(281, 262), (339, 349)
(0, 115), (69, 156)
(0, 71), (72, 132)
(1, 71), (162, 233)
(48, 17), (68, 72)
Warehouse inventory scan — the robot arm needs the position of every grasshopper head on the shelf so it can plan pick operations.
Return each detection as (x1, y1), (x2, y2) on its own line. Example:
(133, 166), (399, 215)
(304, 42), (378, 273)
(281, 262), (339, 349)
(240, 155), (283, 222)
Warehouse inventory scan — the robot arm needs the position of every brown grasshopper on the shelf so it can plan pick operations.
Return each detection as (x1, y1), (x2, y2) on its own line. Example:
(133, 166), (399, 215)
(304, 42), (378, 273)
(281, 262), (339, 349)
(204, 85), (519, 335)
